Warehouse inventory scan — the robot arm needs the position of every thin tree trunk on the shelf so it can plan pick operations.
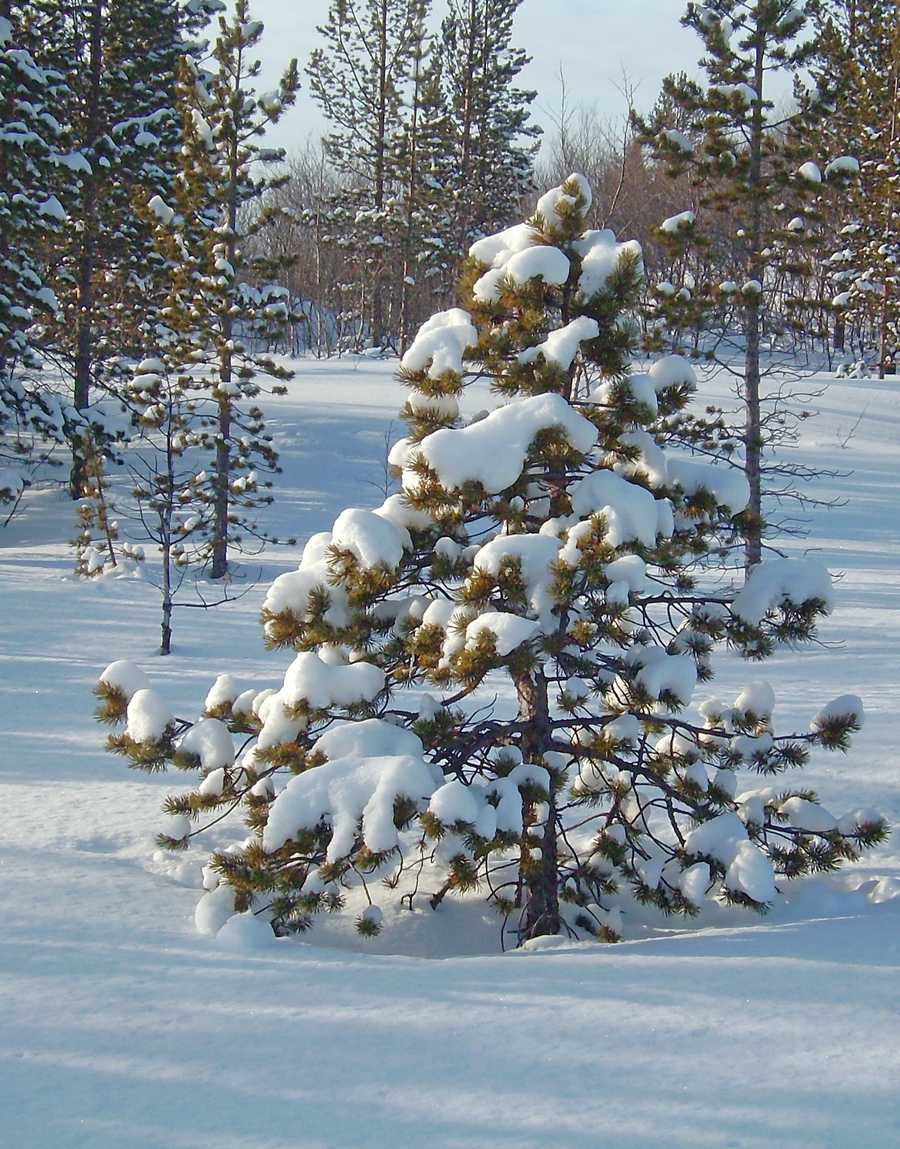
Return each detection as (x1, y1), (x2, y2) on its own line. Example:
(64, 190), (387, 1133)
(744, 303), (763, 571)
(879, 37), (900, 379)
(72, 0), (104, 497)
(742, 31), (766, 573)
(161, 549), (173, 655)
(210, 38), (243, 581)
(210, 390), (231, 579)
(160, 423), (176, 654)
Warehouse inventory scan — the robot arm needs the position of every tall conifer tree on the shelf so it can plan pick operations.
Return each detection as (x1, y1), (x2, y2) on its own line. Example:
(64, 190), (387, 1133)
(0, 3), (79, 504)
(140, 1), (299, 582)
(437, 0), (540, 248)
(636, 1), (847, 571)
(19, 0), (216, 493)
(307, 0), (429, 347)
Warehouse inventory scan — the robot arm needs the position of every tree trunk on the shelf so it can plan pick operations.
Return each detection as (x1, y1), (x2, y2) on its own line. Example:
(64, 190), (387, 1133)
(515, 668), (561, 941)
(742, 31), (766, 573)
(744, 301), (763, 572)
(210, 389), (231, 580)
(71, 0), (105, 497)
(160, 553), (173, 655)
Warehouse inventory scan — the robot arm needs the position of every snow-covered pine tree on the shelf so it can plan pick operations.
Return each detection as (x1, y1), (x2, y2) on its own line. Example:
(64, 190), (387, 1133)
(122, 356), (203, 653)
(437, 0), (540, 251)
(0, 3), (81, 509)
(137, 2), (298, 582)
(635, 1), (854, 571)
(20, 0), (217, 496)
(816, 1), (900, 374)
(96, 175), (886, 949)
(306, 0), (430, 349)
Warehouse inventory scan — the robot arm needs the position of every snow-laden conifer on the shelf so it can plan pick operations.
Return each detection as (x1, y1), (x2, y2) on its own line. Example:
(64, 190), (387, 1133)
(20, 0), (220, 496)
(97, 175), (886, 948)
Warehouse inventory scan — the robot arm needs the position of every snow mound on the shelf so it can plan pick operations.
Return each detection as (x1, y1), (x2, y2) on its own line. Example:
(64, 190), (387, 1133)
(263, 753), (438, 859)
(401, 308), (478, 379)
(732, 558), (834, 625)
(409, 392), (597, 494)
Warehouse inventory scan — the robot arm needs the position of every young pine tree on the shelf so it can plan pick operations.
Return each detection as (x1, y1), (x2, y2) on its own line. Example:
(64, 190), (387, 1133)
(140, 4), (299, 582)
(96, 175), (886, 949)
(635, 1), (853, 571)
(306, 0), (430, 349)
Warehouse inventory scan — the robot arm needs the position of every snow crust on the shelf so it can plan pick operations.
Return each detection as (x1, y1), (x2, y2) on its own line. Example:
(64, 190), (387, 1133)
(825, 156), (860, 178)
(648, 355), (697, 391)
(99, 660), (150, 700)
(662, 127), (693, 153)
(147, 194), (175, 224)
(465, 611), (540, 655)
(331, 507), (408, 570)
(428, 779), (480, 825)
(472, 533), (563, 623)
(535, 173), (592, 225)
(316, 718), (424, 761)
(179, 718), (235, 772)
(661, 210), (696, 233)
(667, 453), (751, 511)
(811, 695), (864, 732)
(282, 650), (385, 711)
(204, 673), (237, 712)
(574, 230), (643, 299)
(519, 315), (600, 369)
(570, 470), (666, 548)
(505, 245), (571, 288)
(469, 187), (642, 305)
(684, 812), (777, 903)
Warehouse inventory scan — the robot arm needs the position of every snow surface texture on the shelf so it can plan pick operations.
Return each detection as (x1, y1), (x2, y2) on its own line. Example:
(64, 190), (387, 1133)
(2, 357), (900, 1147)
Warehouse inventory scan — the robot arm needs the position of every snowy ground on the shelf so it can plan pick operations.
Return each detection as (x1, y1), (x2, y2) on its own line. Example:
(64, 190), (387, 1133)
(2, 356), (899, 1147)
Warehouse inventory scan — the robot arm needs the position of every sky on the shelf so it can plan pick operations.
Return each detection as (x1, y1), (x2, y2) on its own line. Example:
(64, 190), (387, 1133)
(243, 0), (702, 156)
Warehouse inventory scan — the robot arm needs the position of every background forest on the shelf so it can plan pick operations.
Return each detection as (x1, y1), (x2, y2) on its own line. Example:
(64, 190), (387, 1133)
(2, 0), (897, 522)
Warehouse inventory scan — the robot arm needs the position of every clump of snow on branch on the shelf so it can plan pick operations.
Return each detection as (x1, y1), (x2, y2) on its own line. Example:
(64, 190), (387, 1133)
(406, 392), (597, 494)
(732, 558), (834, 625)
(400, 309), (478, 378)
